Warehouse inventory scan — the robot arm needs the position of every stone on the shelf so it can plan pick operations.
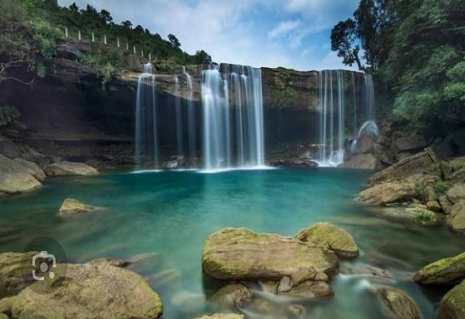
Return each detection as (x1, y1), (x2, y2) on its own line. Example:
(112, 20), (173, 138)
(447, 201), (465, 233)
(0, 260), (163, 319)
(368, 150), (437, 185)
(392, 134), (427, 153)
(44, 161), (98, 176)
(357, 181), (417, 205)
(286, 305), (307, 319)
(0, 252), (52, 298)
(57, 198), (100, 217)
(426, 201), (442, 212)
(278, 280), (333, 301)
(368, 206), (444, 227)
(209, 284), (253, 312)
(295, 222), (359, 259)
(447, 184), (465, 204)
(0, 154), (42, 194)
(14, 158), (46, 181)
(440, 195), (454, 215)
(414, 252), (465, 285)
(0, 136), (20, 158)
(201, 228), (339, 280)
(439, 280), (465, 319)
(374, 286), (421, 319)
(196, 315), (244, 319)
(341, 153), (381, 170)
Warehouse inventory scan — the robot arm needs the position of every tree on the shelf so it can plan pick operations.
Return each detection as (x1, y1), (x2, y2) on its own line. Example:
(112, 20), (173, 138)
(69, 2), (78, 13)
(331, 19), (363, 70)
(121, 20), (133, 29)
(195, 50), (212, 64)
(168, 34), (181, 49)
(99, 9), (113, 25)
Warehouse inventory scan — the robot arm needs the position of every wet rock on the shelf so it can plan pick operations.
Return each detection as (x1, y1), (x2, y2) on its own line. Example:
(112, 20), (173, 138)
(341, 153), (381, 170)
(163, 155), (188, 169)
(438, 280), (465, 319)
(447, 201), (465, 233)
(295, 222), (359, 259)
(209, 284), (253, 312)
(0, 252), (52, 298)
(447, 184), (465, 204)
(357, 180), (417, 205)
(440, 195), (454, 215)
(268, 158), (318, 168)
(44, 161), (98, 176)
(414, 252), (465, 285)
(0, 154), (42, 194)
(279, 280), (333, 301)
(368, 150), (438, 185)
(340, 264), (392, 280)
(368, 206), (444, 227)
(426, 200), (442, 212)
(14, 158), (46, 181)
(57, 198), (101, 217)
(201, 228), (339, 281)
(392, 134), (427, 154)
(374, 286), (421, 319)
(286, 305), (307, 319)
(196, 314), (244, 319)
(0, 260), (163, 319)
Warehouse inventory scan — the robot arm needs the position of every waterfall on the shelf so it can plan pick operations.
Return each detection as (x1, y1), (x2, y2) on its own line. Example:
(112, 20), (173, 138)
(314, 71), (377, 167)
(183, 67), (197, 160)
(135, 63), (158, 169)
(174, 75), (183, 155)
(201, 64), (265, 171)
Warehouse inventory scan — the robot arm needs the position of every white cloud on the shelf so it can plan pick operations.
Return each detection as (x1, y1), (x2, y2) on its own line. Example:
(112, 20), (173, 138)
(268, 20), (301, 39)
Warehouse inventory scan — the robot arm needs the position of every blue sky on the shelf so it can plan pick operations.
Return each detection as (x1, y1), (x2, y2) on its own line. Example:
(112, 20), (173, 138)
(57, 0), (359, 71)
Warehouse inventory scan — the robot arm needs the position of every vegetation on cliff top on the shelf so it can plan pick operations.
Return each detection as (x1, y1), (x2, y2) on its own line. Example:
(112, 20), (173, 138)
(331, 0), (465, 128)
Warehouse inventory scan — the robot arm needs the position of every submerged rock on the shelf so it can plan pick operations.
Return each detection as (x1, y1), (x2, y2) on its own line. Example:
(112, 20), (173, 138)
(196, 314), (244, 319)
(368, 206), (444, 227)
(374, 286), (421, 319)
(209, 284), (253, 312)
(447, 201), (465, 233)
(57, 198), (101, 217)
(278, 280), (333, 301)
(0, 260), (163, 319)
(45, 161), (98, 176)
(439, 280), (465, 319)
(201, 228), (339, 280)
(0, 154), (42, 194)
(172, 291), (206, 316)
(295, 222), (359, 259)
(414, 252), (465, 285)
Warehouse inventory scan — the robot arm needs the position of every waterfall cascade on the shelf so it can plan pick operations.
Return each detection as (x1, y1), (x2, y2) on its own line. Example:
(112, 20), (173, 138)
(183, 67), (197, 160)
(174, 76), (183, 155)
(314, 71), (376, 167)
(135, 63), (158, 169)
(202, 64), (265, 171)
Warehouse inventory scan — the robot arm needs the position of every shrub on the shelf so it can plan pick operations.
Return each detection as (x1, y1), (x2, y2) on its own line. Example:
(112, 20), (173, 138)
(415, 180), (426, 203)
(433, 181), (451, 196)
(0, 106), (21, 127)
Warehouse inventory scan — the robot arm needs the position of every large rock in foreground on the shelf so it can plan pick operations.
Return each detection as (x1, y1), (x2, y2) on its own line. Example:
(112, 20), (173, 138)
(374, 286), (421, 319)
(202, 228), (339, 280)
(45, 161), (98, 176)
(0, 154), (42, 194)
(295, 222), (359, 259)
(414, 252), (465, 285)
(439, 280), (465, 319)
(0, 259), (163, 319)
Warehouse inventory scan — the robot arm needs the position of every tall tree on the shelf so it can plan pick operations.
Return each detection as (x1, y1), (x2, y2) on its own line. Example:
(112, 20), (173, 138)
(168, 34), (181, 49)
(331, 19), (363, 70)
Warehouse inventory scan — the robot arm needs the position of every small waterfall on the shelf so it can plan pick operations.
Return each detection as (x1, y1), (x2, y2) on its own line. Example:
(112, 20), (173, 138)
(135, 63), (158, 169)
(314, 71), (377, 167)
(183, 67), (197, 160)
(174, 75), (183, 155)
(201, 64), (265, 171)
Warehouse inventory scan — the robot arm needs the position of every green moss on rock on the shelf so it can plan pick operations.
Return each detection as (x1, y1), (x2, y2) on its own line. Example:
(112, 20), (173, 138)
(414, 252), (465, 285)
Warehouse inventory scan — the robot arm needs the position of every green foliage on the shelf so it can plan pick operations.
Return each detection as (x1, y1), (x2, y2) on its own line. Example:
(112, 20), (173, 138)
(0, 106), (21, 127)
(434, 180), (452, 196)
(415, 180), (426, 203)
(413, 208), (436, 224)
(81, 47), (122, 89)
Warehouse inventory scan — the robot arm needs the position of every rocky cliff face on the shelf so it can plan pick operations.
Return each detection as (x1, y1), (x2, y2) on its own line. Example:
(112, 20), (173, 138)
(0, 39), (369, 168)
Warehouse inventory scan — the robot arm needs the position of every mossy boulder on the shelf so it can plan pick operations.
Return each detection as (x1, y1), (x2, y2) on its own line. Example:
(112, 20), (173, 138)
(295, 222), (359, 259)
(0, 252), (51, 298)
(45, 161), (98, 176)
(374, 286), (421, 319)
(208, 284), (253, 313)
(0, 154), (42, 194)
(447, 201), (465, 233)
(201, 228), (339, 281)
(0, 260), (163, 319)
(414, 252), (465, 285)
(57, 198), (101, 217)
(439, 280), (465, 319)
(447, 184), (465, 204)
